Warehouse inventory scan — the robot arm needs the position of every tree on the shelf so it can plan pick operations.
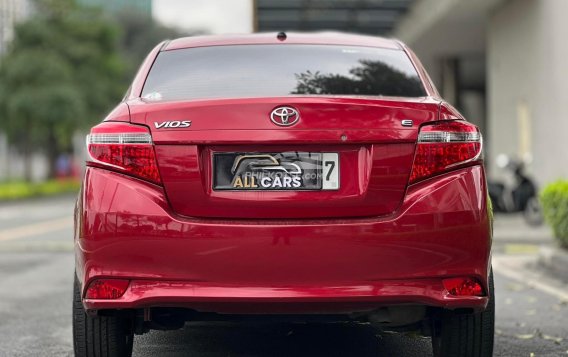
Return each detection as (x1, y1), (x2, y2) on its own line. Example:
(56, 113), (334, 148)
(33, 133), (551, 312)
(0, 0), (126, 180)
(293, 60), (425, 97)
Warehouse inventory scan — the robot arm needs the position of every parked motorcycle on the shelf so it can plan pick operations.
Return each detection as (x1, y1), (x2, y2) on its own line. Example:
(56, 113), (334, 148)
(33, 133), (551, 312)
(487, 154), (543, 226)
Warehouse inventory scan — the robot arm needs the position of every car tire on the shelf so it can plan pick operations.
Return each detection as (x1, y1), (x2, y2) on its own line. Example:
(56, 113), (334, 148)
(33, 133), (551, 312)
(73, 275), (134, 357)
(431, 270), (495, 357)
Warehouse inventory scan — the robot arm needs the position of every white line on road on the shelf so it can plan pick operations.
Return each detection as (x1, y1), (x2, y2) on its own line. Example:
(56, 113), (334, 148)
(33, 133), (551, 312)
(0, 217), (72, 242)
(493, 256), (568, 302)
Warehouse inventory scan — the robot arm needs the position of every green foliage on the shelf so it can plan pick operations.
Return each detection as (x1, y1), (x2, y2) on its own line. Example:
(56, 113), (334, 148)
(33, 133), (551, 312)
(540, 180), (568, 248)
(0, 179), (80, 201)
(0, 0), (189, 182)
(0, 0), (127, 179)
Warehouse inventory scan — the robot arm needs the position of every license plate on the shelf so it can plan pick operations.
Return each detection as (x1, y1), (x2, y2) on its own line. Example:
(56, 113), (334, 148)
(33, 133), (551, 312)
(213, 152), (339, 191)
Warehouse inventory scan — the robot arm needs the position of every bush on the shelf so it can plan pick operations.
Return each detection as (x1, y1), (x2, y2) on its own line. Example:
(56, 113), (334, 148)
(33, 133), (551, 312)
(540, 180), (568, 249)
(0, 179), (80, 201)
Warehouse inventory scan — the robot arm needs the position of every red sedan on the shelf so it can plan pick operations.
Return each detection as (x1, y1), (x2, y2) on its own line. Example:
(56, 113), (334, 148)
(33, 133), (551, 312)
(73, 32), (493, 357)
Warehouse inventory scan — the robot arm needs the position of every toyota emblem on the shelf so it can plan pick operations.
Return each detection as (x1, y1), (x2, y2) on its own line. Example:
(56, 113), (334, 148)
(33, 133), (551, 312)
(270, 106), (300, 126)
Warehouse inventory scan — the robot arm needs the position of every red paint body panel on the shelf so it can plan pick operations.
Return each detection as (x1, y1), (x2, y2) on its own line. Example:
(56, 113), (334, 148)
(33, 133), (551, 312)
(439, 101), (465, 120)
(85, 280), (487, 314)
(128, 41), (165, 101)
(102, 102), (130, 123)
(128, 97), (439, 218)
(129, 96), (440, 134)
(76, 33), (492, 317)
(164, 32), (402, 52)
(76, 165), (491, 313)
(156, 143), (414, 218)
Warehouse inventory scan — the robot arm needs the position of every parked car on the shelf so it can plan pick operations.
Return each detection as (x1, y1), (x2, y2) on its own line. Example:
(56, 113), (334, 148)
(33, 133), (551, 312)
(73, 32), (493, 357)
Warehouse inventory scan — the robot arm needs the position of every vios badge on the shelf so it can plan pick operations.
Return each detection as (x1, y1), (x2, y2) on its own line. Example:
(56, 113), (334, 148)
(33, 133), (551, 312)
(270, 106), (299, 126)
(154, 120), (191, 129)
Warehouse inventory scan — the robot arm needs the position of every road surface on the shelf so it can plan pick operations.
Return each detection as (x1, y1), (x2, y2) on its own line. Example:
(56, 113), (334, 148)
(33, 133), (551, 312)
(0, 195), (566, 356)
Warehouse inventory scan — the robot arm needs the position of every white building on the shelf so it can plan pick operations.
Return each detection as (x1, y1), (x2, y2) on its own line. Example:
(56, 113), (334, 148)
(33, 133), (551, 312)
(394, 0), (568, 185)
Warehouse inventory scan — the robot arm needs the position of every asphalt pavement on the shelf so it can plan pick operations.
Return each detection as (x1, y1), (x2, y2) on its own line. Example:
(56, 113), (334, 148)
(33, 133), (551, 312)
(0, 195), (567, 357)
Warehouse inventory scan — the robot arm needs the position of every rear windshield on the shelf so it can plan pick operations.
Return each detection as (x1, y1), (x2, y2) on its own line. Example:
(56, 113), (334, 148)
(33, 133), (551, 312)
(141, 44), (427, 102)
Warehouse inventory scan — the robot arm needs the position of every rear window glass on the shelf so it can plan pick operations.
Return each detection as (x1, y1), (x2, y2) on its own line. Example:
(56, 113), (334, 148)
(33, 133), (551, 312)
(142, 44), (426, 102)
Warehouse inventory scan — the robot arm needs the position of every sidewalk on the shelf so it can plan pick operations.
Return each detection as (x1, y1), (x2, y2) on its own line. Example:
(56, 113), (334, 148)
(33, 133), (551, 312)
(493, 213), (553, 244)
(493, 213), (568, 284)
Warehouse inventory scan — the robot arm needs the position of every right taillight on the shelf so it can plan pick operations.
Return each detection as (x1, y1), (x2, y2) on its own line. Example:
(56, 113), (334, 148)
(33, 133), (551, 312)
(409, 120), (482, 184)
(86, 121), (161, 185)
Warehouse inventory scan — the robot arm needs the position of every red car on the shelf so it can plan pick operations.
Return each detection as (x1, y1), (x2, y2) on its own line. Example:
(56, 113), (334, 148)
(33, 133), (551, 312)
(73, 32), (493, 357)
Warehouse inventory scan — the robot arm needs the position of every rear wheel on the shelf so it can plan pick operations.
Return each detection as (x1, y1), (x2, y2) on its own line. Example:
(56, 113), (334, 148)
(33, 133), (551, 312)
(73, 275), (134, 357)
(432, 270), (495, 357)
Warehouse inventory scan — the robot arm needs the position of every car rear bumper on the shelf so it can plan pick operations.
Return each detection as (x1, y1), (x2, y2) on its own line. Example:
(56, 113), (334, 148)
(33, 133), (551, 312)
(76, 165), (492, 313)
(83, 279), (487, 314)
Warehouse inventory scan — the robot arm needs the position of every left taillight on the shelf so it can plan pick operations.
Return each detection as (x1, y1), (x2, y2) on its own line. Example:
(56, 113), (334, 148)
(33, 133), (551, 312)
(409, 120), (482, 184)
(86, 122), (161, 185)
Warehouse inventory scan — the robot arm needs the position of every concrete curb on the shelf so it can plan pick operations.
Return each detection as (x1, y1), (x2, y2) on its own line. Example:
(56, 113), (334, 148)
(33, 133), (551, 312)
(538, 245), (568, 283)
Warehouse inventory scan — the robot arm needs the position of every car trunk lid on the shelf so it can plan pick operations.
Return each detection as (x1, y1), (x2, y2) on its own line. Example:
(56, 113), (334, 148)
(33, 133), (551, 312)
(128, 96), (440, 219)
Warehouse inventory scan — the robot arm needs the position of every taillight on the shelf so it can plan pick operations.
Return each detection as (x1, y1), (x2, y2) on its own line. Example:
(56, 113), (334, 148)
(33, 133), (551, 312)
(85, 279), (129, 299)
(86, 122), (161, 185)
(443, 277), (484, 296)
(409, 120), (482, 184)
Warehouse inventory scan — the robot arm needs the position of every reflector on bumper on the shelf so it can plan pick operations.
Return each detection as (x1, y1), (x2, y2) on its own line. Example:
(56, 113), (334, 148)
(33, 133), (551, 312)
(85, 279), (129, 299)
